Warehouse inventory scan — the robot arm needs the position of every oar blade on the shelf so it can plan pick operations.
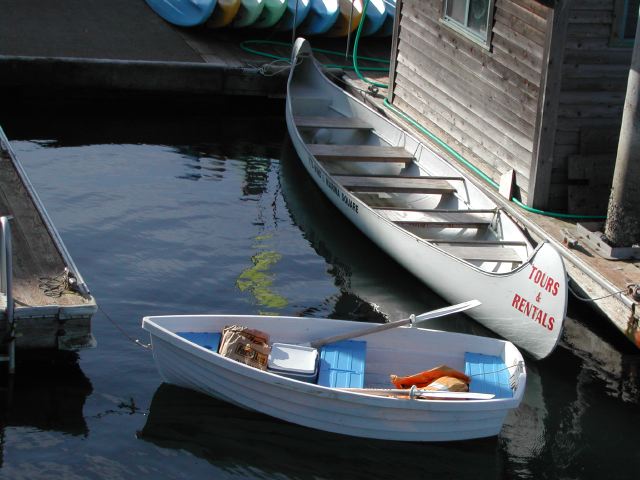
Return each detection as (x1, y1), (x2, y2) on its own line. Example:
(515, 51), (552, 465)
(414, 299), (481, 323)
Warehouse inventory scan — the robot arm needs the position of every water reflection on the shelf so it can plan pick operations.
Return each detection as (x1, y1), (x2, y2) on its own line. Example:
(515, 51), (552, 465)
(139, 384), (502, 480)
(0, 354), (92, 466)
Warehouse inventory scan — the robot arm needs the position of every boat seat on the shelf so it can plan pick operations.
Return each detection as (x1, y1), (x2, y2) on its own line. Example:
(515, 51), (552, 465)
(427, 239), (524, 263)
(308, 145), (414, 163)
(317, 340), (366, 388)
(464, 352), (512, 399)
(295, 116), (372, 130)
(335, 174), (458, 194)
(176, 332), (221, 352)
(376, 209), (494, 228)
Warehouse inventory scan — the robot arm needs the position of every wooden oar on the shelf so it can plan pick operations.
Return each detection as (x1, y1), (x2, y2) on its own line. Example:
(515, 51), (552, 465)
(309, 299), (481, 349)
(340, 387), (495, 401)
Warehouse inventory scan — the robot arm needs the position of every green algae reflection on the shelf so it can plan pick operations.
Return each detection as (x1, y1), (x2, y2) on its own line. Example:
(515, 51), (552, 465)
(236, 236), (288, 313)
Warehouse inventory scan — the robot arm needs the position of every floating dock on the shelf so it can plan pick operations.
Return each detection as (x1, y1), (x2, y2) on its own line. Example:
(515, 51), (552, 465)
(0, 128), (96, 355)
(0, 0), (637, 352)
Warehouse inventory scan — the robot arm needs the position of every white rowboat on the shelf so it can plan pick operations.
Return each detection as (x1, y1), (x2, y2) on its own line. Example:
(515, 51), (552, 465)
(285, 38), (568, 359)
(142, 313), (526, 441)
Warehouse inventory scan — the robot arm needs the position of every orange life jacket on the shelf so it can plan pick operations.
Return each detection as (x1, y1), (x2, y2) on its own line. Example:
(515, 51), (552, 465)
(390, 365), (470, 389)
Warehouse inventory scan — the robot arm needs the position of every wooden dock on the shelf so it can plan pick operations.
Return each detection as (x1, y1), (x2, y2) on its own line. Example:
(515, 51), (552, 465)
(0, 128), (96, 355)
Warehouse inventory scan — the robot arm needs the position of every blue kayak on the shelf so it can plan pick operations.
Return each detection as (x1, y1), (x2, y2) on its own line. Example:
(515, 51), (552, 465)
(300, 0), (339, 35)
(145, 0), (217, 26)
(360, 0), (386, 36)
(374, 0), (395, 36)
(275, 0), (311, 30)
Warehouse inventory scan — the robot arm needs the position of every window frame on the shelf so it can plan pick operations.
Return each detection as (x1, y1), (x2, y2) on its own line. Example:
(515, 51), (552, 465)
(441, 0), (495, 48)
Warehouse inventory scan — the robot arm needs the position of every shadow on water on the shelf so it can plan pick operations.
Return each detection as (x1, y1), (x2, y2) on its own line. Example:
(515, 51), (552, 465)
(0, 353), (93, 467)
(139, 383), (503, 480)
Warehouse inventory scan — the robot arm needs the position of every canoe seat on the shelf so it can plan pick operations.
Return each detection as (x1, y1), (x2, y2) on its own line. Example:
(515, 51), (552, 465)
(317, 340), (366, 388)
(308, 145), (414, 163)
(431, 242), (523, 263)
(464, 352), (512, 399)
(176, 332), (221, 352)
(376, 209), (494, 228)
(335, 175), (458, 194)
(295, 116), (372, 130)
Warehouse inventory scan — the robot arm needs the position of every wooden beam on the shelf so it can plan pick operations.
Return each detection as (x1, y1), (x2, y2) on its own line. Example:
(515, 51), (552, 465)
(295, 116), (372, 130)
(376, 209), (493, 228)
(528, 0), (574, 209)
(334, 175), (457, 194)
(308, 144), (414, 163)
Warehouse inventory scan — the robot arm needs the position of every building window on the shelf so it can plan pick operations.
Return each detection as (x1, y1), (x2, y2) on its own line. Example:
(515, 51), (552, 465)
(442, 0), (494, 45)
(613, 0), (640, 43)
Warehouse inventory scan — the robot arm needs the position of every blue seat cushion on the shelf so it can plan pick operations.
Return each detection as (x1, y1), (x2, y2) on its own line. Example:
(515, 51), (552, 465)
(317, 340), (366, 388)
(464, 352), (512, 399)
(176, 332), (221, 352)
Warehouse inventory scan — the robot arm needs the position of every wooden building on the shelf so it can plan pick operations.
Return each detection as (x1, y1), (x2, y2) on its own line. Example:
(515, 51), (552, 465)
(387, 0), (638, 213)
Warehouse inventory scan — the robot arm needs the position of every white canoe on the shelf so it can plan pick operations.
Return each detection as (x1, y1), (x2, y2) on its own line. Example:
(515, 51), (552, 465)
(142, 313), (526, 441)
(285, 38), (567, 360)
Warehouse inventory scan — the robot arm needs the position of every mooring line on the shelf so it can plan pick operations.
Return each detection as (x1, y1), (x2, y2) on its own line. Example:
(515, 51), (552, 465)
(98, 304), (151, 350)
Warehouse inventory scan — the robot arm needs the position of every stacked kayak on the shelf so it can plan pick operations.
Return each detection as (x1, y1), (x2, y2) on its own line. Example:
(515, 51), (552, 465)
(144, 0), (395, 35)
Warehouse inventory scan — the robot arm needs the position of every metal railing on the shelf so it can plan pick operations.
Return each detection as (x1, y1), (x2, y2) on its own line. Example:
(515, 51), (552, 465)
(1, 215), (15, 374)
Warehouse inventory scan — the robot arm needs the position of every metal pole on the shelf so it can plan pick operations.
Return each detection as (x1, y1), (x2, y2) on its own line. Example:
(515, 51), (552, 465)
(0, 216), (14, 374)
(291, 0), (299, 49)
(346, 0), (356, 59)
(605, 11), (640, 247)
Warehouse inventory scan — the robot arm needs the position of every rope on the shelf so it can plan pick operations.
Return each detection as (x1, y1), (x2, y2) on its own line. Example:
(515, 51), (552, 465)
(39, 270), (76, 298)
(569, 282), (637, 302)
(98, 304), (151, 350)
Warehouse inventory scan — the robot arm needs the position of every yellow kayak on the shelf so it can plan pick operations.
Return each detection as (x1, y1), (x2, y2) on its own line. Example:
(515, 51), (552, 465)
(206, 0), (241, 27)
(325, 0), (362, 37)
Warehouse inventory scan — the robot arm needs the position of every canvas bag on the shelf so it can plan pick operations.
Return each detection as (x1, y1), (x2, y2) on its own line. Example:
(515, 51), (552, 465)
(219, 325), (271, 370)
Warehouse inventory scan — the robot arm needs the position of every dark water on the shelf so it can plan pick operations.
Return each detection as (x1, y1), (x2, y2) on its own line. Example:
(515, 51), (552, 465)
(1, 105), (639, 480)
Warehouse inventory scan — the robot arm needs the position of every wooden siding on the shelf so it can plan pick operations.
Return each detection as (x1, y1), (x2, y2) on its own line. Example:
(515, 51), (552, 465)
(391, 0), (552, 203)
(553, 0), (631, 213)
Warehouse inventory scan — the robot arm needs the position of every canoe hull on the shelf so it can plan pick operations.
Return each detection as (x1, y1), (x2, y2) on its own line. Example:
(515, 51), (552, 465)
(286, 38), (567, 359)
(143, 314), (526, 442)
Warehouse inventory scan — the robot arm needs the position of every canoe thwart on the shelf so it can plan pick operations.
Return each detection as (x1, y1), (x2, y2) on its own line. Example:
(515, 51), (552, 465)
(295, 115), (372, 130)
(377, 209), (494, 228)
(434, 244), (523, 263)
(308, 144), (414, 163)
(334, 175), (457, 194)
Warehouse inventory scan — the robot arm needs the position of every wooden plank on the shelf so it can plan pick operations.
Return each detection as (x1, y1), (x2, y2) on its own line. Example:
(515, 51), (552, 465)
(397, 41), (538, 142)
(308, 144), (414, 163)
(335, 175), (458, 194)
(435, 244), (523, 263)
(376, 209), (493, 228)
(295, 116), (372, 130)
(393, 76), (533, 180)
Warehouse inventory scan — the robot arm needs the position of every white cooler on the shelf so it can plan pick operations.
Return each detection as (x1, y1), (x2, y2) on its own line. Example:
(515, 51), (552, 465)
(267, 343), (318, 383)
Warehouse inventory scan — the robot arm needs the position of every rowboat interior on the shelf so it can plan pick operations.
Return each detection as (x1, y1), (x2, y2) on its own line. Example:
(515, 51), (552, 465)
(289, 72), (533, 275)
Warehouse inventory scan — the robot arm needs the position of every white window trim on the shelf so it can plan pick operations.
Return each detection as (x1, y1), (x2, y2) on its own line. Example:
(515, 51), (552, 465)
(440, 0), (495, 49)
